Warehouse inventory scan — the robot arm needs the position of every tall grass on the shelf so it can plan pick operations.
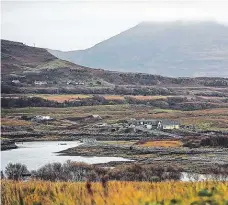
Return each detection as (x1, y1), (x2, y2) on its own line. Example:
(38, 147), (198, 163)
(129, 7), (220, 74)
(1, 180), (228, 205)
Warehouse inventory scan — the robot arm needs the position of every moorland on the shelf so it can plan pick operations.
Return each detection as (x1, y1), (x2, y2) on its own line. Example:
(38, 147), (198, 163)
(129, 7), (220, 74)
(1, 39), (228, 205)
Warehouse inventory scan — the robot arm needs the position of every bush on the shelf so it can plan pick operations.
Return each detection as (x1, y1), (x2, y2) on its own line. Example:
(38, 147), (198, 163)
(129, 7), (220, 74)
(5, 163), (29, 180)
(32, 161), (107, 182)
(200, 136), (228, 148)
(4, 161), (181, 182)
(108, 164), (181, 181)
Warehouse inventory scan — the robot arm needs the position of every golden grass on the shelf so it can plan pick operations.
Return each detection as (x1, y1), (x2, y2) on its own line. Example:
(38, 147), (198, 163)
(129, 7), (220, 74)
(1, 180), (228, 205)
(140, 140), (183, 148)
(1, 118), (31, 126)
(35, 94), (91, 102)
(36, 94), (170, 102)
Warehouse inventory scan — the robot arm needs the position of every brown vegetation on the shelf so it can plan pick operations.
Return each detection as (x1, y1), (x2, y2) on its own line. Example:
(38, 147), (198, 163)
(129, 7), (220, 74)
(137, 140), (183, 148)
(1, 180), (228, 205)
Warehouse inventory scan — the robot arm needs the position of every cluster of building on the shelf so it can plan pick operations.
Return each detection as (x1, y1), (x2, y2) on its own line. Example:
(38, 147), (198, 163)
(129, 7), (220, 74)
(79, 138), (97, 144)
(66, 80), (85, 85)
(11, 80), (85, 86)
(128, 119), (180, 130)
(11, 80), (48, 85)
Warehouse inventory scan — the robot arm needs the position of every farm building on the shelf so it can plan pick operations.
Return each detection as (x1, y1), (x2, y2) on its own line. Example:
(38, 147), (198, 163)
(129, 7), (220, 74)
(128, 119), (160, 129)
(34, 81), (47, 85)
(80, 138), (97, 144)
(31, 115), (54, 122)
(160, 120), (180, 130)
(128, 119), (179, 130)
(12, 80), (20, 84)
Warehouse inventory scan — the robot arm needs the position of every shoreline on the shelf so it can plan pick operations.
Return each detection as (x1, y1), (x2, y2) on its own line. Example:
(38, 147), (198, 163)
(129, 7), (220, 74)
(58, 142), (228, 174)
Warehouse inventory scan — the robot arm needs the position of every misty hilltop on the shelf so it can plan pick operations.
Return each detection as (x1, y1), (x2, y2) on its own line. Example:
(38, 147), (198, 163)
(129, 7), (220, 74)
(48, 21), (228, 78)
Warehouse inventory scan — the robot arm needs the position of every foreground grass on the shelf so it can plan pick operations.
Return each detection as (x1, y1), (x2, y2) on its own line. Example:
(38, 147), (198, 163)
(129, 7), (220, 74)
(1, 180), (228, 205)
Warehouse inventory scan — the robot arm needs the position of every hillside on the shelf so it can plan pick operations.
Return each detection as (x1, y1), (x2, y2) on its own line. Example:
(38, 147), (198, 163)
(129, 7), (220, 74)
(48, 21), (228, 77)
(1, 39), (228, 96)
(1, 40), (57, 74)
(1, 39), (97, 87)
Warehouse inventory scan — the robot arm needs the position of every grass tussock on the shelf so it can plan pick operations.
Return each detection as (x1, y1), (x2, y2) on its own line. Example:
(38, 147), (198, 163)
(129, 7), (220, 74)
(1, 180), (228, 205)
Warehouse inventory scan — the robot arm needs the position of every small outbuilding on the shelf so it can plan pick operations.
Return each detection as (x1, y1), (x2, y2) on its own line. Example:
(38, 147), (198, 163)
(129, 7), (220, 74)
(12, 80), (20, 84)
(34, 81), (47, 85)
(31, 115), (54, 122)
(160, 120), (180, 130)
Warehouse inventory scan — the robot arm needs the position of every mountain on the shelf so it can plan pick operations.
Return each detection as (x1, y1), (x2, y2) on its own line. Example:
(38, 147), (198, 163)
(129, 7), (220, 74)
(48, 21), (228, 77)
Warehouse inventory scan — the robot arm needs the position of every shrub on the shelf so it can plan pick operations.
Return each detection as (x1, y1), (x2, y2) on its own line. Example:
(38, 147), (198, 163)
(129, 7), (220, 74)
(5, 163), (29, 180)
(32, 161), (107, 182)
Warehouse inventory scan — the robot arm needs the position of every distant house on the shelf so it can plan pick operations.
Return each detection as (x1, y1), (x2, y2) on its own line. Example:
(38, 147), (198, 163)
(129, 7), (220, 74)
(75, 82), (85, 85)
(160, 120), (180, 130)
(31, 115), (54, 122)
(67, 81), (85, 85)
(94, 123), (107, 127)
(128, 119), (179, 130)
(12, 80), (20, 84)
(34, 80), (47, 85)
(80, 138), (97, 144)
(129, 119), (160, 129)
(91, 114), (102, 119)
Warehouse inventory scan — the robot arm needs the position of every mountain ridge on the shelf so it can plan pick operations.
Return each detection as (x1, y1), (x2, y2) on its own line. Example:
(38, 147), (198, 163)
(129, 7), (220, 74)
(48, 21), (228, 78)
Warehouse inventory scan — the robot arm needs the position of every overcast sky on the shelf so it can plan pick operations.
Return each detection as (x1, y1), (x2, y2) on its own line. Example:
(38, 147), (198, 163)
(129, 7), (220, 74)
(1, 0), (228, 51)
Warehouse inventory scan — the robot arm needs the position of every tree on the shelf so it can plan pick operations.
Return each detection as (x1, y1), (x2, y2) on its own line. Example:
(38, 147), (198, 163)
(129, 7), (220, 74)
(5, 163), (29, 180)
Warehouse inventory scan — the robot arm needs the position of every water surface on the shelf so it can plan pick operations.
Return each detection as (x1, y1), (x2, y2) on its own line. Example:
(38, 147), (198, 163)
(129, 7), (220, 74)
(1, 141), (130, 171)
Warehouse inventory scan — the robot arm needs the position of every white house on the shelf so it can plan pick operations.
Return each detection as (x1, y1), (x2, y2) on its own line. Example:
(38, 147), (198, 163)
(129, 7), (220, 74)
(31, 115), (54, 122)
(160, 120), (180, 130)
(129, 119), (179, 130)
(12, 80), (20, 84)
(34, 81), (47, 85)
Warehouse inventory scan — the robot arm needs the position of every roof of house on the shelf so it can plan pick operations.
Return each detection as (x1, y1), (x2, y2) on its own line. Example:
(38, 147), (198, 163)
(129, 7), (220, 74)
(134, 119), (160, 123)
(128, 119), (179, 126)
(161, 119), (179, 126)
